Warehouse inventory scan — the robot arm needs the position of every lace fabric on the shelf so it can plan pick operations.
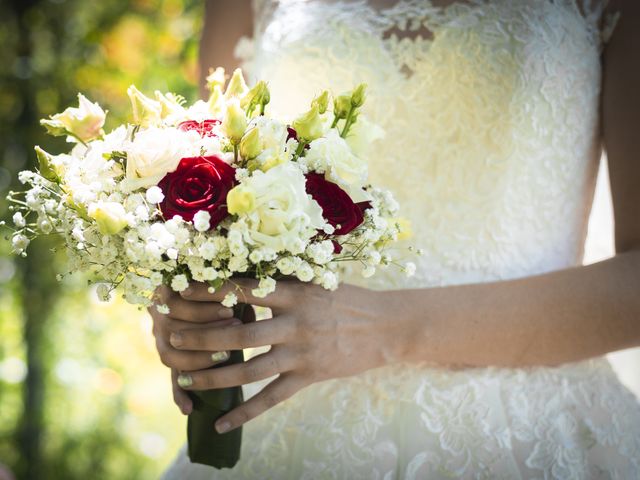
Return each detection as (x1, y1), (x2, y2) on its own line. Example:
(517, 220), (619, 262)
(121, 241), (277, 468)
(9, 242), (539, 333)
(163, 1), (640, 478)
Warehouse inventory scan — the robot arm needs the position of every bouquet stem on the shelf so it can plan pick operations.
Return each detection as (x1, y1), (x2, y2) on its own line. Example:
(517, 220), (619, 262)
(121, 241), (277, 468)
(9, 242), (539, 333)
(186, 303), (247, 468)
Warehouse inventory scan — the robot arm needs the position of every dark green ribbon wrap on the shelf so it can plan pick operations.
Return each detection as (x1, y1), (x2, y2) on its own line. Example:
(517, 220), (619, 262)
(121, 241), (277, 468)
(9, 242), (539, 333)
(186, 303), (248, 468)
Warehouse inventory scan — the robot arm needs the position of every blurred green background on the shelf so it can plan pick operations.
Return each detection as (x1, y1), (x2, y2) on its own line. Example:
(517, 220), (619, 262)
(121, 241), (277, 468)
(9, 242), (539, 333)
(0, 0), (205, 478)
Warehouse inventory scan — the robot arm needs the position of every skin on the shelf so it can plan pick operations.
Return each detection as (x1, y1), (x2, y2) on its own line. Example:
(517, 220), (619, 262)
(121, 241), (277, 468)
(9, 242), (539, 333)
(150, 0), (640, 434)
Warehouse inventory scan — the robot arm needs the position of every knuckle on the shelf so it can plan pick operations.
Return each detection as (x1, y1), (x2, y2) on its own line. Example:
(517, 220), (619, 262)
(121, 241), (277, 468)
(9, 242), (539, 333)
(234, 408), (251, 425)
(201, 373), (217, 389)
(243, 365), (261, 383)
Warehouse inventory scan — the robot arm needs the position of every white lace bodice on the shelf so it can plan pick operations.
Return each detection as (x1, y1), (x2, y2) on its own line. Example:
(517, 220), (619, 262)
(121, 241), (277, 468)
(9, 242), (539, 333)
(163, 3), (640, 479)
(237, 0), (619, 290)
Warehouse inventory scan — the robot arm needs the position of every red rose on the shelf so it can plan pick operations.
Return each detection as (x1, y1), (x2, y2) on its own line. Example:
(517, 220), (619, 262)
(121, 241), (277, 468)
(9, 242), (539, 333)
(178, 119), (221, 137)
(305, 173), (365, 235)
(158, 155), (236, 229)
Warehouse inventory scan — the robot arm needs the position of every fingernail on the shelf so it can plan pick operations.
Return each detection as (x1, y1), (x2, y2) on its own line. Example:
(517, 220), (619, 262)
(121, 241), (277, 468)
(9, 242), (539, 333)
(177, 374), (193, 388)
(180, 403), (192, 415)
(218, 307), (233, 319)
(211, 351), (230, 363)
(231, 319), (243, 326)
(182, 287), (192, 297)
(170, 333), (183, 347)
(215, 421), (231, 434)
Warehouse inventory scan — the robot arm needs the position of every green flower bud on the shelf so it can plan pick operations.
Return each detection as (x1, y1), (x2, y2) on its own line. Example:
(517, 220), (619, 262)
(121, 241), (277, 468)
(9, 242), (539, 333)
(127, 85), (162, 127)
(239, 127), (261, 159)
(88, 201), (129, 235)
(333, 94), (351, 119)
(224, 68), (249, 99)
(351, 83), (367, 108)
(312, 90), (330, 114)
(222, 99), (248, 144)
(241, 80), (270, 114)
(34, 146), (60, 182)
(205, 67), (226, 92)
(227, 185), (255, 215)
(207, 84), (224, 116)
(292, 104), (324, 141)
(154, 91), (185, 118)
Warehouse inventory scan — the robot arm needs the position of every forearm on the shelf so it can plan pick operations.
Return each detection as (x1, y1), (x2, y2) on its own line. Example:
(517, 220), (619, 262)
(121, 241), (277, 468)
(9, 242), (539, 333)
(389, 249), (640, 368)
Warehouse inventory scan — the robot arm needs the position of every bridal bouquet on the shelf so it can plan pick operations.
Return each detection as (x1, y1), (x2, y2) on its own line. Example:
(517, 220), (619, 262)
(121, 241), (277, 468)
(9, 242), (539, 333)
(5, 68), (414, 468)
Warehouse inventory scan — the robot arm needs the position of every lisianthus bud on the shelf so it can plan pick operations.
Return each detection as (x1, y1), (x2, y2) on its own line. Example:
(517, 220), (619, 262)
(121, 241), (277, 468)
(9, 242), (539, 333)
(312, 90), (330, 114)
(40, 93), (106, 143)
(34, 146), (60, 182)
(207, 84), (224, 116)
(227, 185), (255, 215)
(333, 94), (351, 119)
(222, 99), (248, 144)
(88, 201), (129, 235)
(206, 67), (226, 92)
(128, 85), (162, 127)
(292, 104), (324, 141)
(351, 83), (367, 107)
(240, 127), (261, 159)
(224, 68), (248, 99)
(154, 91), (185, 118)
(241, 81), (270, 115)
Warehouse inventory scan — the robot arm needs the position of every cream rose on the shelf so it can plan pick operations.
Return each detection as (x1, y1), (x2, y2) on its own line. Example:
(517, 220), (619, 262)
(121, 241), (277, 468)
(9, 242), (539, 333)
(229, 162), (325, 252)
(41, 93), (106, 143)
(123, 127), (200, 190)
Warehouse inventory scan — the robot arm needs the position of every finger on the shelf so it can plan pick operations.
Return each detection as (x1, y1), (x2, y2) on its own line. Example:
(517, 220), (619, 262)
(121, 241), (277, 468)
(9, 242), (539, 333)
(213, 374), (306, 433)
(180, 279), (297, 311)
(172, 368), (193, 415)
(170, 315), (296, 351)
(166, 295), (234, 323)
(165, 316), (240, 335)
(157, 337), (232, 371)
(177, 347), (297, 390)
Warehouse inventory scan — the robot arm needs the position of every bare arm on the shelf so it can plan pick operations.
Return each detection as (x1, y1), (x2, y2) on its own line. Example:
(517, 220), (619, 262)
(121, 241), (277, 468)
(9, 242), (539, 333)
(198, 0), (253, 98)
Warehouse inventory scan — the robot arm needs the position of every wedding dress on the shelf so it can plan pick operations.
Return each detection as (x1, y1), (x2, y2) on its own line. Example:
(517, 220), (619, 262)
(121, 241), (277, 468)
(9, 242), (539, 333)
(163, 0), (640, 478)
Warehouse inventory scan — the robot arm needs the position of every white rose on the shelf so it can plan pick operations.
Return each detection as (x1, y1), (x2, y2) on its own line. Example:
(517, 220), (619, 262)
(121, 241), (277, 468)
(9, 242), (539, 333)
(345, 115), (385, 158)
(231, 163), (325, 252)
(124, 127), (199, 190)
(88, 201), (129, 235)
(305, 129), (369, 201)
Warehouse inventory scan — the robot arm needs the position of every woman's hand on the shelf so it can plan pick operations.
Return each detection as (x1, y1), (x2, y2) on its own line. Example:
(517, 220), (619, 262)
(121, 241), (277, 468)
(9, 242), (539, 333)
(168, 279), (409, 434)
(148, 285), (255, 415)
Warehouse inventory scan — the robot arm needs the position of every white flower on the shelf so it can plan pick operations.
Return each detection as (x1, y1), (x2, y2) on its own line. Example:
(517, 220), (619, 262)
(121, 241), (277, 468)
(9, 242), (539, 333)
(41, 93), (106, 142)
(193, 210), (211, 232)
(320, 270), (339, 290)
(252, 276), (276, 298)
(171, 274), (189, 292)
(404, 262), (416, 277)
(146, 186), (165, 204)
(222, 292), (238, 307)
(198, 240), (218, 261)
(362, 265), (376, 278)
(305, 129), (369, 201)
(156, 304), (170, 315)
(246, 117), (292, 171)
(96, 284), (112, 301)
(230, 162), (325, 253)
(124, 127), (200, 190)
(12, 234), (30, 252)
(13, 212), (26, 228)
(276, 256), (299, 275)
(202, 267), (219, 281)
(345, 115), (385, 158)
(305, 240), (334, 265)
(296, 262), (314, 282)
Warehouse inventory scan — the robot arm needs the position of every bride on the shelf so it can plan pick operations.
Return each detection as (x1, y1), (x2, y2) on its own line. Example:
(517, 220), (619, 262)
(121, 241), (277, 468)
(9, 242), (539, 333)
(154, 0), (640, 478)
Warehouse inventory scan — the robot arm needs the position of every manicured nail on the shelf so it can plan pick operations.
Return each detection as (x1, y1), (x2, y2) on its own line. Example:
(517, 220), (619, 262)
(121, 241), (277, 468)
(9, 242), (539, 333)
(180, 403), (192, 415)
(170, 333), (183, 347)
(177, 374), (193, 388)
(211, 351), (230, 363)
(218, 307), (233, 319)
(215, 421), (231, 434)
(231, 319), (243, 326)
